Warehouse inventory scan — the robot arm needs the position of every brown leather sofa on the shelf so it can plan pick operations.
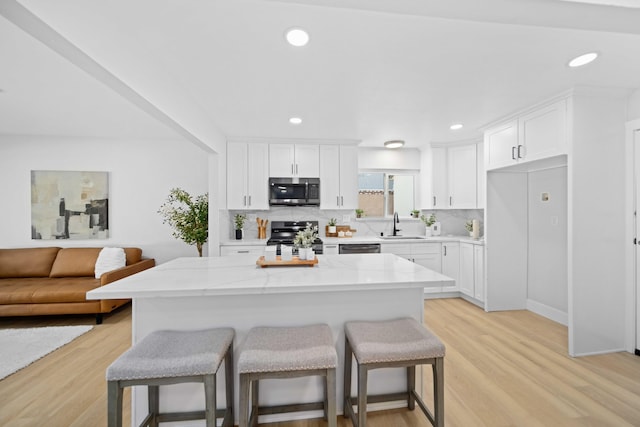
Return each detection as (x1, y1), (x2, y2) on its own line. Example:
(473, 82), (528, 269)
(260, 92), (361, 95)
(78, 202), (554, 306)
(0, 247), (155, 324)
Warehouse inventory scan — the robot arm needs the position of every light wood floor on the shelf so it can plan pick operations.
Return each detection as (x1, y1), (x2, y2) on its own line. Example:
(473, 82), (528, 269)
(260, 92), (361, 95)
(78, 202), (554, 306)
(1, 298), (639, 427)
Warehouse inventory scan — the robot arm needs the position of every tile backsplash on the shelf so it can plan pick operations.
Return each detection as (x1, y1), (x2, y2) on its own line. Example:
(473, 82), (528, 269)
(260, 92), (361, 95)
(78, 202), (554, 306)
(221, 207), (484, 241)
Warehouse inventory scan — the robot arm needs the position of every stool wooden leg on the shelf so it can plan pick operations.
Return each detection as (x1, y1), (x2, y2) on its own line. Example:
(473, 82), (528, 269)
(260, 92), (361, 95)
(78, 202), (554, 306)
(343, 337), (353, 419)
(357, 364), (368, 427)
(107, 381), (122, 427)
(148, 385), (159, 427)
(224, 345), (234, 427)
(204, 374), (216, 427)
(434, 358), (444, 427)
(251, 380), (259, 427)
(326, 368), (337, 427)
(239, 374), (250, 427)
(407, 366), (416, 410)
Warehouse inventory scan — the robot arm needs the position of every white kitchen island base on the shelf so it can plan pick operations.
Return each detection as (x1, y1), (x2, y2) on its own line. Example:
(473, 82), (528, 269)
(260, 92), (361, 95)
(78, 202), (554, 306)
(88, 254), (452, 426)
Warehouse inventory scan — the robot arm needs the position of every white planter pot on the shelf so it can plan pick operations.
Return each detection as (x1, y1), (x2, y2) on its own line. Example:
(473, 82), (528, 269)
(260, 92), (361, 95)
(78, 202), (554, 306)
(425, 226), (432, 237)
(298, 247), (309, 260)
(328, 226), (337, 234)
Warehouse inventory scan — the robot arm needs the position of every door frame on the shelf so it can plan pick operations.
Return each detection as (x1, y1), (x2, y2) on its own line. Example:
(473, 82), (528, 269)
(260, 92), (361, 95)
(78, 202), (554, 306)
(625, 118), (640, 353)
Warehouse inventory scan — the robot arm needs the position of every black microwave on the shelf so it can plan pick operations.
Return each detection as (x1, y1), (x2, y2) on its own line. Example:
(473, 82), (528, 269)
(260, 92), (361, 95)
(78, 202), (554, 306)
(269, 177), (320, 206)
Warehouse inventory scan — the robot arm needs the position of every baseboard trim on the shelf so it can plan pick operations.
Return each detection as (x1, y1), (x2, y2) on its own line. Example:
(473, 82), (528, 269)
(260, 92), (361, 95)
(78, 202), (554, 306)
(526, 299), (568, 326)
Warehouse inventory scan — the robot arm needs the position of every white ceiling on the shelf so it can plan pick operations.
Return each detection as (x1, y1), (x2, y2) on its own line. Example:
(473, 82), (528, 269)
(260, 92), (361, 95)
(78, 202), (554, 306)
(1, 0), (640, 150)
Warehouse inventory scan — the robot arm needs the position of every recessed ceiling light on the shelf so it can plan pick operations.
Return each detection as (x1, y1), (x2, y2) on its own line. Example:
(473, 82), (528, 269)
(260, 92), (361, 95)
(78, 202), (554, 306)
(568, 52), (598, 68)
(384, 140), (404, 149)
(285, 28), (309, 47)
(289, 117), (302, 125)
(450, 123), (463, 130)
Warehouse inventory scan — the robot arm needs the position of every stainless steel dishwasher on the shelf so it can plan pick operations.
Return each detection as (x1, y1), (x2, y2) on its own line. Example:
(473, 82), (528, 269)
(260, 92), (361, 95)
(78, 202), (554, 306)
(338, 243), (381, 254)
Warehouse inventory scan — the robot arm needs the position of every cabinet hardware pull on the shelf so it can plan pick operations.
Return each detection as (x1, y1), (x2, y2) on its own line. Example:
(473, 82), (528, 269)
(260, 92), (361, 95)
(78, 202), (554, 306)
(337, 196), (340, 206)
(296, 164), (299, 175)
(511, 146), (516, 160)
(238, 250), (249, 254)
(243, 195), (247, 206)
(444, 246), (447, 256)
(340, 196), (344, 206)
(449, 196), (452, 206)
(248, 195), (251, 206)
(291, 164), (294, 175)
(517, 145), (523, 159)
(433, 196), (436, 207)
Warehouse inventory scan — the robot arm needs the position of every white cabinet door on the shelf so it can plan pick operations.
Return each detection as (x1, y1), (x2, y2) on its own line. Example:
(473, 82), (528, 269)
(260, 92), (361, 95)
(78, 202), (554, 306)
(485, 120), (518, 170)
(441, 242), (459, 292)
(431, 147), (448, 208)
(474, 245), (485, 302)
(269, 143), (295, 177)
(518, 99), (567, 163)
(476, 142), (485, 209)
(412, 243), (442, 294)
(227, 143), (269, 210)
(246, 143), (269, 209)
(448, 145), (477, 208)
(320, 145), (358, 209)
(338, 145), (358, 209)
(295, 144), (319, 177)
(269, 144), (319, 177)
(459, 243), (475, 297)
(227, 143), (248, 210)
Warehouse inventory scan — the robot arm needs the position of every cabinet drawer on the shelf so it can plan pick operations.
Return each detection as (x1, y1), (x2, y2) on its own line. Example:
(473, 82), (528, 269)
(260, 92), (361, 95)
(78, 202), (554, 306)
(381, 243), (412, 255)
(220, 245), (265, 256)
(411, 243), (441, 255)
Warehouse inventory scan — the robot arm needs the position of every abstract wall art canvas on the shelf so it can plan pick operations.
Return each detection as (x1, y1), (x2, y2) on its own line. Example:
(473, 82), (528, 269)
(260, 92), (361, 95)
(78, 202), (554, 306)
(31, 170), (109, 240)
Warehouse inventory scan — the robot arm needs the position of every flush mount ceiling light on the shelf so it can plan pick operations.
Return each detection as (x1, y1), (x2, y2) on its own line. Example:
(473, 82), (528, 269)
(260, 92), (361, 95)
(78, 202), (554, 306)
(450, 123), (463, 130)
(568, 52), (598, 68)
(289, 117), (302, 125)
(384, 140), (405, 149)
(285, 28), (309, 47)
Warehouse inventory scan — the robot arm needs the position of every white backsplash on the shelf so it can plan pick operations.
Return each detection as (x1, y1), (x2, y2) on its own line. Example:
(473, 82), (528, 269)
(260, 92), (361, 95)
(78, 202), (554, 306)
(221, 207), (484, 240)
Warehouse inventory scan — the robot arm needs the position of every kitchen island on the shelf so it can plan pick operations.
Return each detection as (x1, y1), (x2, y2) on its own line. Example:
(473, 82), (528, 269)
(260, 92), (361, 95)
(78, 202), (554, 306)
(88, 253), (452, 426)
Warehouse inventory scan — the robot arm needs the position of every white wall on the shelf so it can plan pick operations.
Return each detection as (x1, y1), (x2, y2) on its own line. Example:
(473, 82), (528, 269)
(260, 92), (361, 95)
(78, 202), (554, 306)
(527, 166), (568, 323)
(0, 135), (209, 264)
(358, 147), (421, 170)
(628, 89), (640, 120)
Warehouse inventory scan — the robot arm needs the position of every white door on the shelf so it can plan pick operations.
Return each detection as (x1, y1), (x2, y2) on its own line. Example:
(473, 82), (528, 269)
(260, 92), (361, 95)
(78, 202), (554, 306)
(448, 144), (477, 208)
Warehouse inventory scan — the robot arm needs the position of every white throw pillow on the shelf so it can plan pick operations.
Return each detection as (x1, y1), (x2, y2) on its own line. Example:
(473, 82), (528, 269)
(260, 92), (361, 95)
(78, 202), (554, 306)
(94, 247), (126, 279)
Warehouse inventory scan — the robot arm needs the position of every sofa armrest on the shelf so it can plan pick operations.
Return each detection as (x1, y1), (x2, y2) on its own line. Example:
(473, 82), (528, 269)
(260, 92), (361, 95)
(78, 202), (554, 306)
(100, 258), (156, 286)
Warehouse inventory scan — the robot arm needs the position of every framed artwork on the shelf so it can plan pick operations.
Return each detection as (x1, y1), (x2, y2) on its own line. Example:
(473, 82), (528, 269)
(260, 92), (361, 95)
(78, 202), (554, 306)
(31, 170), (109, 240)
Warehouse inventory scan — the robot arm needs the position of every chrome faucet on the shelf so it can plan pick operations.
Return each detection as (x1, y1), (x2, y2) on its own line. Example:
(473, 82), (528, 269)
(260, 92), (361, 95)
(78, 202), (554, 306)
(393, 212), (401, 236)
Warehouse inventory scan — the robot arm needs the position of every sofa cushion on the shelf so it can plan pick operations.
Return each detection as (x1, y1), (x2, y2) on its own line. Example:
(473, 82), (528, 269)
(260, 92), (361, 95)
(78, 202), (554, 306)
(95, 247), (126, 278)
(123, 247), (142, 265)
(0, 277), (100, 304)
(49, 248), (102, 278)
(0, 247), (61, 278)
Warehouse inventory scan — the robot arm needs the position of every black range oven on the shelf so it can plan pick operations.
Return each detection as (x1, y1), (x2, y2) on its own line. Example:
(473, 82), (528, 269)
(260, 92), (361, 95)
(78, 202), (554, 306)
(266, 221), (323, 255)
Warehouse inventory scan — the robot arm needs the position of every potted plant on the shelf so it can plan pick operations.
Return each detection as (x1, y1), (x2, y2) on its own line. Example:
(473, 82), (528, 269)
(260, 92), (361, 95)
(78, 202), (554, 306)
(327, 218), (337, 234)
(158, 188), (208, 257)
(294, 222), (319, 260)
(234, 213), (247, 240)
(420, 213), (436, 237)
(411, 209), (420, 218)
(465, 220), (474, 237)
(355, 209), (364, 219)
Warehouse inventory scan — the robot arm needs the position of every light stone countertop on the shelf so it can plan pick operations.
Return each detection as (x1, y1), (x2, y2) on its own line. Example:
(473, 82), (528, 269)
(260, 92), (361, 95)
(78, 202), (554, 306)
(87, 254), (453, 300)
(220, 235), (485, 246)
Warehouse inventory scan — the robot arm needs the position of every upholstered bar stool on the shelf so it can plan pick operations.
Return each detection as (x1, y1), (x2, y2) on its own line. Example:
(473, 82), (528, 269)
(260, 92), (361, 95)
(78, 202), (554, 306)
(238, 324), (338, 427)
(343, 317), (445, 427)
(106, 328), (234, 427)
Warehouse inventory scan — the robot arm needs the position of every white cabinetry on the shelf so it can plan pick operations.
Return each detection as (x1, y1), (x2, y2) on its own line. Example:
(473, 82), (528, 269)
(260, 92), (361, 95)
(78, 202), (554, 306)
(382, 243), (442, 293)
(459, 242), (485, 303)
(426, 142), (480, 209)
(220, 245), (265, 256)
(269, 143), (319, 177)
(441, 242), (459, 293)
(485, 99), (567, 171)
(323, 243), (339, 255)
(319, 145), (358, 209)
(227, 143), (269, 210)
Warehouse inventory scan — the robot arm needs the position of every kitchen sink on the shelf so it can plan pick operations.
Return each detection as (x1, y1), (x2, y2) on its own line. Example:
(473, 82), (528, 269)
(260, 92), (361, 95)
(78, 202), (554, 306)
(380, 235), (426, 240)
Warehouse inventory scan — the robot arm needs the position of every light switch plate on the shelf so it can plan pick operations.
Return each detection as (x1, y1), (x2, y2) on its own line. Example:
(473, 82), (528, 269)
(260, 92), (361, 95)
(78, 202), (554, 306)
(342, 215), (351, 223)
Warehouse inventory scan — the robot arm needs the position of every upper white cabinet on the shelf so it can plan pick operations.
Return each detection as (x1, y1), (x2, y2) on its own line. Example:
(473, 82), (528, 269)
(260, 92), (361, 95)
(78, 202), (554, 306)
(426, 142), (480, 209)
(227, 143), (269, 210)
(319, 145), (358, 209)
(269, 143), (319, 177)
(485, 99), (567, 170)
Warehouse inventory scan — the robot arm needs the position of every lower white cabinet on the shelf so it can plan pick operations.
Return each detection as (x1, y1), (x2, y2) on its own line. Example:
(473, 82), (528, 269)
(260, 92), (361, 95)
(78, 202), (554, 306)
(382, 243), (442, 293)
(460, 243), (485, 302)
(323, 244), (339, 255)
(441, 242), (460, 292)
(220, 245), (265, 256)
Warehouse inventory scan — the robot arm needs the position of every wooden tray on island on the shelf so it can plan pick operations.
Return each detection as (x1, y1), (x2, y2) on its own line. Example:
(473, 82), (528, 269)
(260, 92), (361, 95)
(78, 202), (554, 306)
(256, 256), (318, 268)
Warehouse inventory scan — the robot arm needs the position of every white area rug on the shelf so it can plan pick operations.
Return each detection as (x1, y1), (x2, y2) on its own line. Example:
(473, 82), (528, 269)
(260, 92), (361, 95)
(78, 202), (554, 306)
(0, 325), (93, 380)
